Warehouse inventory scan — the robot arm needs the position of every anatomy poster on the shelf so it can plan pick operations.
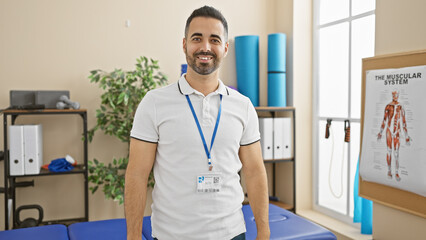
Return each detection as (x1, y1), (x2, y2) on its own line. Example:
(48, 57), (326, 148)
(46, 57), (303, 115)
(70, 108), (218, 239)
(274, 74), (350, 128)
(360, 65), (426, 197)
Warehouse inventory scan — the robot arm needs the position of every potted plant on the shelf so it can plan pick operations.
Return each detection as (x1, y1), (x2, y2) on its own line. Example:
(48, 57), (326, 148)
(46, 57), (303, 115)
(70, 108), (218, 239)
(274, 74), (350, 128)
(87, 56), (167, 204)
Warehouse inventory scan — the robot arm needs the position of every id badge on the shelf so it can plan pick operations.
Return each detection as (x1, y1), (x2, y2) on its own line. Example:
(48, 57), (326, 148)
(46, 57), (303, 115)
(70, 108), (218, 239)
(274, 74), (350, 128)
(197, 172), (222, 193)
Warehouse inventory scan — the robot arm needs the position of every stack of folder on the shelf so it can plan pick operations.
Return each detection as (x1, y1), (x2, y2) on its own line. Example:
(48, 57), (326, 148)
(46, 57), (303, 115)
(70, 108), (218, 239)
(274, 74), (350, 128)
(259, 118), (292, 160)
(9, 125), (43, 175)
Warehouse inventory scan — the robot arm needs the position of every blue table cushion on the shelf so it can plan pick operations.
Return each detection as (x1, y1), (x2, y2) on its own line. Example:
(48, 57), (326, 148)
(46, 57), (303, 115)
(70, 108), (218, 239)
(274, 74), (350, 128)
(64, 204), (336, 240)
(242, 204), (337, 240)
(142, 216), (153, 240)
(68, 218), (147, 240)
(0, 224), (68, 240)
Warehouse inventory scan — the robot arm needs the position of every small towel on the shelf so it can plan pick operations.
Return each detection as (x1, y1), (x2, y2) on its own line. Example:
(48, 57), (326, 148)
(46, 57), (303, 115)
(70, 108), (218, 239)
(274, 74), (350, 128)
(48, 158), (74, 172)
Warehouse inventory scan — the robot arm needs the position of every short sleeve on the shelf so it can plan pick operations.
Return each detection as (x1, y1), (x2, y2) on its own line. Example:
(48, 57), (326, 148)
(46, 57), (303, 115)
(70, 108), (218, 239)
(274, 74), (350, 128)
(130, 92), (159, 143)
(240, 99), (260, 145)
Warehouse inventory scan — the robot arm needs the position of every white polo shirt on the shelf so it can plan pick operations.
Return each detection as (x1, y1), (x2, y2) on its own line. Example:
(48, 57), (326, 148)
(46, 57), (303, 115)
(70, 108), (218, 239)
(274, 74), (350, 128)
(130, 75), (260, 240)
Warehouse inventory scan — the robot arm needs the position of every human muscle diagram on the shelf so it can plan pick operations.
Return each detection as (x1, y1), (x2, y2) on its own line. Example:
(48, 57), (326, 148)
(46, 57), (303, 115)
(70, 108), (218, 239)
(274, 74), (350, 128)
(360, 65), (426, 197)
(376, 90), (411, 181)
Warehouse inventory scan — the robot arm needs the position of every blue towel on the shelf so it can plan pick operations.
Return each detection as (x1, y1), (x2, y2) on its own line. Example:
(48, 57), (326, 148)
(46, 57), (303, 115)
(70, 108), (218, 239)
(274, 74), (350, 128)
(48, 158), (74, 172)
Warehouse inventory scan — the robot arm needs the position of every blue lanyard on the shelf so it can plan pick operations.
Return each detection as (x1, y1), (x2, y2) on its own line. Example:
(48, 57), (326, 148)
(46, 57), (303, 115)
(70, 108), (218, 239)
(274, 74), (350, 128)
(185, 94), (223, 171)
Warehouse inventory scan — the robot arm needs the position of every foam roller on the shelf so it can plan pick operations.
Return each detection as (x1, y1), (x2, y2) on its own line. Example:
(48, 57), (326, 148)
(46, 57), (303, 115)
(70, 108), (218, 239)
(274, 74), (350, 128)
(268, 73), (286, 107)
(235, 35), (259, 106)
(268, 33), (286, 72)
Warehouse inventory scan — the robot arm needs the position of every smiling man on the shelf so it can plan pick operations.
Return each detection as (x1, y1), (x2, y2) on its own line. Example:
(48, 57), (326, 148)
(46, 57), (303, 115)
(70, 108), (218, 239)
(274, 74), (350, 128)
(125, 6), (270, 240)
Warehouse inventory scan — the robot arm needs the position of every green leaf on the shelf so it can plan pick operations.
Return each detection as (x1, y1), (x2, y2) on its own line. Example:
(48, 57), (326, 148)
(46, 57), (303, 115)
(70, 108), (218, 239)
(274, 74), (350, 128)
(91, 185), (99, 194)
(123, 93), (129, 106)
(87, 56), (165, 204)
(117, 92), (125, 104)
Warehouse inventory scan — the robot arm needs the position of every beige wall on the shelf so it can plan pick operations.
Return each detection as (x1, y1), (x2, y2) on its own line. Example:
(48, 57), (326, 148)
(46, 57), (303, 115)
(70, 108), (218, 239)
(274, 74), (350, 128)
(375, 0), (426, 55)
(0, 0), (277, 229)
(292, 0), (313, 211)
(273, 0), (313, 211)
(373, 0), (426, 239)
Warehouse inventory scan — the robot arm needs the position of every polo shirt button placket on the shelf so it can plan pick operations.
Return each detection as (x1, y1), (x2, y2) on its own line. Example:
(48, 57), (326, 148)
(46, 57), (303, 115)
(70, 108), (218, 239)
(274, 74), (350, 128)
(203, 98), (209, 120)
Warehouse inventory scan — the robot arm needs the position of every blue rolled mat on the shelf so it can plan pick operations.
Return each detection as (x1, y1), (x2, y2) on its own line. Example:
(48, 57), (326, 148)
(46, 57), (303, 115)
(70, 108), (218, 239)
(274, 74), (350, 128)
(235, 35), (259, 106)
(181, 64), (187, 76)
(268, 73), (287, 107)
(361, 198), (373, 234)
(268, 33), (286, 72)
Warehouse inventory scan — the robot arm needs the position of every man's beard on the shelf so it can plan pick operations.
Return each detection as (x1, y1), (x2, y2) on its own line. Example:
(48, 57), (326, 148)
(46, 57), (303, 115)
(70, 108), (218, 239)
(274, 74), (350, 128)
(186, 50), (220, 75)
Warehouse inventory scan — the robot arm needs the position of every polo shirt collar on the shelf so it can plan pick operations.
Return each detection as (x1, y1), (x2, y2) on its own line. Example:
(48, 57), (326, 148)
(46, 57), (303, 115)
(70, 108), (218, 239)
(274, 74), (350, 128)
(178, 74), (229, 96)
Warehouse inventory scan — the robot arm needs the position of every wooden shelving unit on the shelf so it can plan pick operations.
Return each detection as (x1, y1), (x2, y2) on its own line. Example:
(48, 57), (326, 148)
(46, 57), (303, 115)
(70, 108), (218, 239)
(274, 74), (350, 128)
(256, 107), (296, 212)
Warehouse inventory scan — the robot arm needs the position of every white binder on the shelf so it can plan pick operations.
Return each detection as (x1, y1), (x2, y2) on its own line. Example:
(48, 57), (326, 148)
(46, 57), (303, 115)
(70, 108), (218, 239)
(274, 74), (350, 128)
(9, 126), (25, 176)
(281, 117), (293, 159)
(23, 125), (43, 175)
(273, 117), (293, 159)
(273, 118), (284, 159)
(259, 118), (273, 160)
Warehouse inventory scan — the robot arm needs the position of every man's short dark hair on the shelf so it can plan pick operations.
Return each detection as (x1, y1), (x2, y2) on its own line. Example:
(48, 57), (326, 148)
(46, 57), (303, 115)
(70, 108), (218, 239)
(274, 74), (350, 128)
(185, 6), (228, 41)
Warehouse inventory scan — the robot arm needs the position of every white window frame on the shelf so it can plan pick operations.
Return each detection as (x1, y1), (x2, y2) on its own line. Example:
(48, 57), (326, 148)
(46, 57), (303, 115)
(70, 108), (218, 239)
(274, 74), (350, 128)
(312, 0), (375, 225)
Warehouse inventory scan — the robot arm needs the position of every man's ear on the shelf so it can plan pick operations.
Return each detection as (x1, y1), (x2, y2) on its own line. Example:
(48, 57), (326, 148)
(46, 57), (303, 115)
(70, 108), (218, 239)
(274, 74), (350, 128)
(182, 38), (187, 54)
(224, 41), (229, 57)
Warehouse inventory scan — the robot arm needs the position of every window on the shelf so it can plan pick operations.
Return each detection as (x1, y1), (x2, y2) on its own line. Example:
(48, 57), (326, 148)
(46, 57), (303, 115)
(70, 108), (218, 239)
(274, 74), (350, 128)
(313, 0), (375, 224)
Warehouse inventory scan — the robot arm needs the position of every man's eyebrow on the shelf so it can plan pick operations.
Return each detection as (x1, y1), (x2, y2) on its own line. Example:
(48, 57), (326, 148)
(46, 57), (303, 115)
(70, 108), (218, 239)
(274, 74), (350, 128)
(190, 33), (203, 38)
(211, 34), (222, 41)
(190, 33), (222, 41)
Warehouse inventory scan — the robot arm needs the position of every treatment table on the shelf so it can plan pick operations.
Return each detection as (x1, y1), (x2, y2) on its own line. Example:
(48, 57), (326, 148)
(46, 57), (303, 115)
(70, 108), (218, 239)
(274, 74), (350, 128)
(0, 204), (336, 240)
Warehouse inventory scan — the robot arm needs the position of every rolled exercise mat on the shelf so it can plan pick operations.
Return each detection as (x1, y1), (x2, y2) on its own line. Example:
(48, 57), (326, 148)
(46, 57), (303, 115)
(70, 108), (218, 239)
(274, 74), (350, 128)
(268, 33), (287, 106)
(181, 64), (187, 76)
(268, 33), (286, 72)
(235, 35), (259, 106)
(268, 73), (287, 107)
